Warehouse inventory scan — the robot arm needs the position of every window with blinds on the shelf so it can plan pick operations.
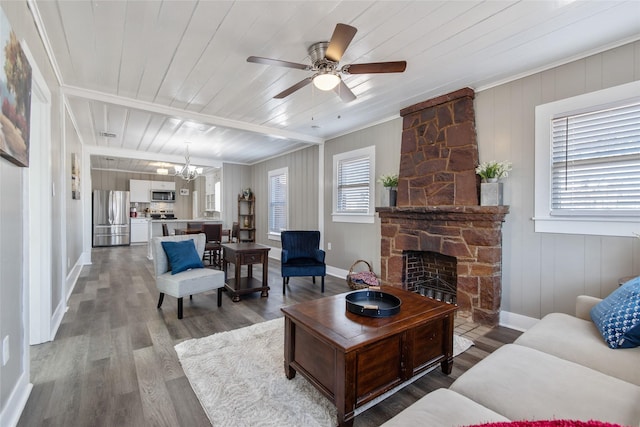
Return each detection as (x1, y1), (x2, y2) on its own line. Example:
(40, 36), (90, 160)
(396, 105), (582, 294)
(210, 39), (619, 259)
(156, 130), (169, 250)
(551, 100), (640, 215)
(332, 146), (375, 223)
(268, 167), (288, 235)
(337, 155), (371, 213)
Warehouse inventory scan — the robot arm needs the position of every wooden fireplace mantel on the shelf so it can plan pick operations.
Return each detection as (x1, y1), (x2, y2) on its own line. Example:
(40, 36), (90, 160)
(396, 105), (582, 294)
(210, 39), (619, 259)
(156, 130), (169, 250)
(376, 205), (509, 222)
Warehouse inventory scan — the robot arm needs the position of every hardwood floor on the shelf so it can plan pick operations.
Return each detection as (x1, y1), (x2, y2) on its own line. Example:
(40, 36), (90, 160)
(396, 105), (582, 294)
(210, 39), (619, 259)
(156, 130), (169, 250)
(18, 245), (520, 427)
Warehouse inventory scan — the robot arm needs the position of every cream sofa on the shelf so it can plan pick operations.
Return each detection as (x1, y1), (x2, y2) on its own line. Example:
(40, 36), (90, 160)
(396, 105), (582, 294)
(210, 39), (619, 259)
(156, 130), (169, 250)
(382, 295), (640, 427)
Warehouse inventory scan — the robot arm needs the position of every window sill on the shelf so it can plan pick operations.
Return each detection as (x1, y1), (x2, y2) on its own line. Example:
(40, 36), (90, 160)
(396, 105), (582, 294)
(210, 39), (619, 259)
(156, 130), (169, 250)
(533, 216), (639, 237)
(268, 232), (281, 241)
(332, 213), (375, 224)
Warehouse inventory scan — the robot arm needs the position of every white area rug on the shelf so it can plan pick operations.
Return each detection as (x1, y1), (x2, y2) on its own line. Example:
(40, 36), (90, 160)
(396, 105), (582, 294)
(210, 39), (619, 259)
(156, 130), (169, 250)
(175, 317), (474, 427)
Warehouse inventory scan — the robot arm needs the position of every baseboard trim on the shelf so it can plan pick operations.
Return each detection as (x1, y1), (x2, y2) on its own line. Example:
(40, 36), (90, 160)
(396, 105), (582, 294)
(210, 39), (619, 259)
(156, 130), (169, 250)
(499, 310), (539, 332)
(81, 250), (92, 265)
(50, 297), (66, 340)
(46, 256), (84, 340)
(326, 265), (348, 280)
(65, 256), (83, 301)
(0, 371), (32, 427)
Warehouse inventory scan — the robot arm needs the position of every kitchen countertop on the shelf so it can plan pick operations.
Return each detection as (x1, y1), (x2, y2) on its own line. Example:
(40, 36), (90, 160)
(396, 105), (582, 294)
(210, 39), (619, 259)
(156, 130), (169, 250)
(146, 219), (223, 259)
(148, 219), (222, 222)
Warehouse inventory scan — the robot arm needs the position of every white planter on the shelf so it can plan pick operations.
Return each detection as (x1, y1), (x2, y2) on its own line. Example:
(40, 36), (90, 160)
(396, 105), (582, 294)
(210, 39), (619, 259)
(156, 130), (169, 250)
(481, 182), (503, 206)
(380, 187), (397, 206)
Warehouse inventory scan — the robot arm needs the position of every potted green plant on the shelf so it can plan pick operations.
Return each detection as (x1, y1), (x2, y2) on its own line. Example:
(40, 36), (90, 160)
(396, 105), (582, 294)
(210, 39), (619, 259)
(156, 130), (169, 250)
(475, 161), (512, 183)
(378, 173), (399, 188)
(378, 173), (399, 206)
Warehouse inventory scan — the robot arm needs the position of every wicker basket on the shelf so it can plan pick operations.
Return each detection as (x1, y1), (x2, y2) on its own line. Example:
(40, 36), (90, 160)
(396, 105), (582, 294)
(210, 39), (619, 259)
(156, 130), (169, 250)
(347, 259), (379, 290)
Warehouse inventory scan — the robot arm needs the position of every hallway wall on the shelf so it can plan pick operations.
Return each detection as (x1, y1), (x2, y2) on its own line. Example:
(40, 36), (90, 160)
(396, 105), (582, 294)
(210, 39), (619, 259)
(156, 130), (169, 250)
(0, 1), (71, 425)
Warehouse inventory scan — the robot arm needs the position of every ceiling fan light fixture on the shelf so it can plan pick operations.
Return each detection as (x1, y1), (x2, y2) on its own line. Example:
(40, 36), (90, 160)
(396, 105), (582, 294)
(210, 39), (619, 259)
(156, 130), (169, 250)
(313, 72), (340, 91)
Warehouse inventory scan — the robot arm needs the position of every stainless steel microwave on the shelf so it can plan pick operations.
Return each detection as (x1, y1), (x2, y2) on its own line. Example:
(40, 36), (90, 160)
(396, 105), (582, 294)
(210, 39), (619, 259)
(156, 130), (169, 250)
(151, 190), (175, 202)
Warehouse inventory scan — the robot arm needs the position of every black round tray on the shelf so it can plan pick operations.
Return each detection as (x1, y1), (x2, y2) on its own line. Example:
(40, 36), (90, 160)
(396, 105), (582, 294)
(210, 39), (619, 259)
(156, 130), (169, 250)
(345, 290), (401, 318)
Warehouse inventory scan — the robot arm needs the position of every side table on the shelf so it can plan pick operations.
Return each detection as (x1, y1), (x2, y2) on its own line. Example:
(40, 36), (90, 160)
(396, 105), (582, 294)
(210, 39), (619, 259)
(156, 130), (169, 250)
(222, 242), (270, 302)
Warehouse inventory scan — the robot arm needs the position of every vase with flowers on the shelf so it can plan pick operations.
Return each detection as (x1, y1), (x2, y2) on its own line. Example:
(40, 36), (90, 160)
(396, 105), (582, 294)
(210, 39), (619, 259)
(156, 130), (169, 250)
(378, 173), (399, 207)
(476, 161), (512, 205)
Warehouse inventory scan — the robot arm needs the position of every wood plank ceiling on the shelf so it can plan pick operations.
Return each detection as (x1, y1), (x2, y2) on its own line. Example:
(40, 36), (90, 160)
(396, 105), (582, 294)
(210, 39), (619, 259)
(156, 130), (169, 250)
(30, 0), (640, 173)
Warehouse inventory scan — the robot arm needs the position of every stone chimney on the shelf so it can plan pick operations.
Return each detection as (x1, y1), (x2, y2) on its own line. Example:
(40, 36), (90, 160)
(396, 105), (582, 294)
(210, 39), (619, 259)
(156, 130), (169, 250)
(398, 87), (479, 207)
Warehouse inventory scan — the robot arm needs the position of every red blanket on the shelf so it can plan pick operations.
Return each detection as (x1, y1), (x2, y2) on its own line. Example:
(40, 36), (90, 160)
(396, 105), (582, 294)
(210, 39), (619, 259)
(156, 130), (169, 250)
(468, 421), (626, 427)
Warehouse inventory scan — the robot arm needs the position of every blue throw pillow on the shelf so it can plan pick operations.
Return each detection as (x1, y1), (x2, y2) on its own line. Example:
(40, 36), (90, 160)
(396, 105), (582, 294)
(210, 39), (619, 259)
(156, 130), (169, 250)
(590, 276), (640, 349)
(161, 239), (204, 275)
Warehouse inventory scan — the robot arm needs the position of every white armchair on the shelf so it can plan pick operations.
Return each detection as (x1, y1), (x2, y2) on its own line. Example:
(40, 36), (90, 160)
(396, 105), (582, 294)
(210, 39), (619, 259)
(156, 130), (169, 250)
(151, 234), (225, 319)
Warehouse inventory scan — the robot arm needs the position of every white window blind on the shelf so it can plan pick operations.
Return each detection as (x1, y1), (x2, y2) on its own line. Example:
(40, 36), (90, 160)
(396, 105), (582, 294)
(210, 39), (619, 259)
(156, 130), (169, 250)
(551, 100), (640, 215)
(337, 155), (371, 213)
(268, 168), (288, 235)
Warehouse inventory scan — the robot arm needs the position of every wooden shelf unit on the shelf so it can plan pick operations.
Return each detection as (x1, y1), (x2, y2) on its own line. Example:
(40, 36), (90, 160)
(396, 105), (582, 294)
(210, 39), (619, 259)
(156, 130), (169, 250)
(238, 194), (255, 242)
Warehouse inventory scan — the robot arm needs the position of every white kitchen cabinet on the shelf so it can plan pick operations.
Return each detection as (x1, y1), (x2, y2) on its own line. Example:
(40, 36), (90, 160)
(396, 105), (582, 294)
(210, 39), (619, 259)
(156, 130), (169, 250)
(130, 179), (151, 202)
(130, 218), (150, 243)
(152, 181), (176, 191)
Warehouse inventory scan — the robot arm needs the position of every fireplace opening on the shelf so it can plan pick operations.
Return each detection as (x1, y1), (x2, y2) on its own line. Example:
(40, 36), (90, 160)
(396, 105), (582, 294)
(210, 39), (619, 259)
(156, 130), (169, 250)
(403, 251), (457, 304)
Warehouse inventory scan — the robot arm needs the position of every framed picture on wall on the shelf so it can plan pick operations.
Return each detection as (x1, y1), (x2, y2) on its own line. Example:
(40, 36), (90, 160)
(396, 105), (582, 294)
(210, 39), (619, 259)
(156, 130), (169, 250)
(0, 6), (32, 168)
(71, 153), (80, 199)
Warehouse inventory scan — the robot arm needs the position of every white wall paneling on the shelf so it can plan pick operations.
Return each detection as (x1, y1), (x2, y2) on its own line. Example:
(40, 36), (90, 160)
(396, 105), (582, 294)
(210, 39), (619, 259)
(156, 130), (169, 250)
(475, 41), (640, 319)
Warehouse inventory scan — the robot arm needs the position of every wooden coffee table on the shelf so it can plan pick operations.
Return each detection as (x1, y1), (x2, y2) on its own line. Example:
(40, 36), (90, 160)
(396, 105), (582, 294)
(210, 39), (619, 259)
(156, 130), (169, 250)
(281, 286), (457, 427)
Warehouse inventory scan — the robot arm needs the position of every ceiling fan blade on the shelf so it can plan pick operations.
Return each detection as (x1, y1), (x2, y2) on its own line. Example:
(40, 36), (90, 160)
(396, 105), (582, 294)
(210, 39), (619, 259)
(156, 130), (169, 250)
(274, 77), (313, 99)
(325, 23), (357, 62)
(247, 56), (310, 71)
(333, 80), (356, 103)
(342, 61), (407, 74)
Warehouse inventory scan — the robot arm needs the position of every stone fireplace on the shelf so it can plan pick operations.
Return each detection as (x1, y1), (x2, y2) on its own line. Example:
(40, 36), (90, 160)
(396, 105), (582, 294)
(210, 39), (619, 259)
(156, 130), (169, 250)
(376, 88), (508, 326)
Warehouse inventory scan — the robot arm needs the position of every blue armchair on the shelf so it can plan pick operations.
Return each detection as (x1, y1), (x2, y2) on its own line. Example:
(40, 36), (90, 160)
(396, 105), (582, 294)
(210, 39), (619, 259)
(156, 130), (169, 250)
(280, 230), (326, 295)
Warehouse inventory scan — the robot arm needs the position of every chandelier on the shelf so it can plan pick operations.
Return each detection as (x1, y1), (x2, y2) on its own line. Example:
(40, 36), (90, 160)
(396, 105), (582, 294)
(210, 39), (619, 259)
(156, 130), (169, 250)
(174, 144), (203, 182)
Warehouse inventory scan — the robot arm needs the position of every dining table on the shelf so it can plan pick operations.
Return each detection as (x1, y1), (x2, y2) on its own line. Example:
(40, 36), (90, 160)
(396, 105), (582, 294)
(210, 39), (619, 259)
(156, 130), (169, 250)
(174, 228), (204, 235)
(175, 227), (231, 239)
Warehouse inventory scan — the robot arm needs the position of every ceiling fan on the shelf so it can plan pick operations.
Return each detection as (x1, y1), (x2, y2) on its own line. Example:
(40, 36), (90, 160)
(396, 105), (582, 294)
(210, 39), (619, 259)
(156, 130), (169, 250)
(247, 23), (407, 102)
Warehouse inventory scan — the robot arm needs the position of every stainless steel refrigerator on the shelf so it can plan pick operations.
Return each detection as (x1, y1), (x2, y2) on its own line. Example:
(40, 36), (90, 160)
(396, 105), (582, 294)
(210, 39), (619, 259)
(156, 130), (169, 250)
(92, 190), (131, 247)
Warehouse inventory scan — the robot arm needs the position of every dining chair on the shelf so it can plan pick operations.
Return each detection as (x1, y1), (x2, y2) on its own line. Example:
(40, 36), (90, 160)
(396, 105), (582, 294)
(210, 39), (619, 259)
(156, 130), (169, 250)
(203, 223), (223, 267)
(231, 222), (239, 243)
(187, 222), (204, 230)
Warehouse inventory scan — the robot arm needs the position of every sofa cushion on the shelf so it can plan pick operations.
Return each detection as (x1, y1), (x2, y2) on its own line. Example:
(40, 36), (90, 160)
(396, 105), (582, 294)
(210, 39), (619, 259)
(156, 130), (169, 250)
(514, 312), (640, 386)
(156, 268), (225, 298)
(161, 239), (204, 275)
(467, 421), (626, 427)
(450, 344), (640, 426)
(380, 388), (509, 427)
(590, 276), (640, 349)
